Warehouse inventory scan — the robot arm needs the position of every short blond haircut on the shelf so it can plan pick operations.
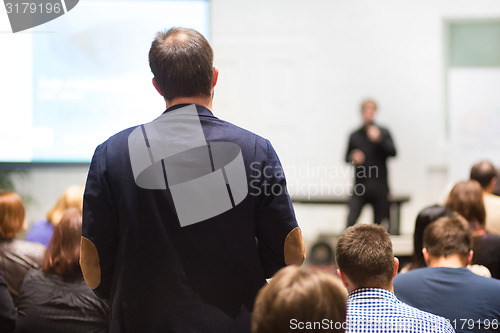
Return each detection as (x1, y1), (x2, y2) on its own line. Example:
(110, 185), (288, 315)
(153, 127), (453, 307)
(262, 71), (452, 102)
(252, 266), (347, 333)
(0, 191), (25, 238)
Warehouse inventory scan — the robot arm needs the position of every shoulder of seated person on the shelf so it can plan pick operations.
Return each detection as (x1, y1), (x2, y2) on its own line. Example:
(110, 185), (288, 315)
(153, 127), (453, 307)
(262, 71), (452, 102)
(14, 239), (46, 250)
(484, 192), (500, 201)
(10, 239), (46, 258)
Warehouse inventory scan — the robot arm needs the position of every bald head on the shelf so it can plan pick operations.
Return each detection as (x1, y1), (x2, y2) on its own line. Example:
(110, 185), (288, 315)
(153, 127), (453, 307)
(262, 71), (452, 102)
(470, 161), (498, 193)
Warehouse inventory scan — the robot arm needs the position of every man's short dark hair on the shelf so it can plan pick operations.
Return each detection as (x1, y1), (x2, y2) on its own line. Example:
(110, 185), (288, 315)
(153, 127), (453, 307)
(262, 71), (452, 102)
(149, 27), (214, 101)
(336, 224), (394, 288)
(423, 213), (472, 261)
(470, 161), (497, 189)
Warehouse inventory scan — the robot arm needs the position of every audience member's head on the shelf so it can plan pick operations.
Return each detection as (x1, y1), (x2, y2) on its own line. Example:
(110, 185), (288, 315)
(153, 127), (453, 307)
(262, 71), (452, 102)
(252, 266), (347, 333)
(149, 27), (214, 101)
(407, 205), (453, 271)
(360, 99), (377, 124)
(422, 214), (473, 267)
(43, 208), (82, 278)
(47, 185), (84, 226)
(470, 161), (498, 193)
(0, 191), (25, 239)
(336, 224), (397, 293)
(446, 180), (486, 228)
(494, 169), (500, 196)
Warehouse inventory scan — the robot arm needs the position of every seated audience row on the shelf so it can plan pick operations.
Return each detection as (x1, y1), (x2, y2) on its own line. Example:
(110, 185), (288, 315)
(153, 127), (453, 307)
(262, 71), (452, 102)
(254, 215), (500, 333)
(2, 161), (500, 332)
(0, 191), (108, 332)
(253, 224), (455, 333)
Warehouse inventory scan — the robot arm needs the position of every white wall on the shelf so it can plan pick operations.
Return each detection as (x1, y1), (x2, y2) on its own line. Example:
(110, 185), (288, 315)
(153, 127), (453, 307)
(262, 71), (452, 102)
(210, 0), (500, 240)
(7, 0), (500, 242)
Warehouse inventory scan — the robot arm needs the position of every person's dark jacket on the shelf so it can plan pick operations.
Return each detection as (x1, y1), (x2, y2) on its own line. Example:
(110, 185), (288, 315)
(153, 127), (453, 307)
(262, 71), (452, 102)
(0, 238), (45, 304)
(345, 124), (396, 192)
(82, 104), (301, 332)
(16, 269), (109, 333)
(0, 267), (15, 333)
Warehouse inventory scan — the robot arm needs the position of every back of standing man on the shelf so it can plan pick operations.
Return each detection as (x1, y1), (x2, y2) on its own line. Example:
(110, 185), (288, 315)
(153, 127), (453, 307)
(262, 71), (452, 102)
(345, 99), (396, 229)
(80, 27), (305, 333)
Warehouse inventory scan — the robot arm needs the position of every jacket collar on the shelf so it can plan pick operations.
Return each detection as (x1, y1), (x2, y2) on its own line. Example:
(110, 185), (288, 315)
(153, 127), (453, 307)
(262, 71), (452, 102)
(163, 104), (215, 118)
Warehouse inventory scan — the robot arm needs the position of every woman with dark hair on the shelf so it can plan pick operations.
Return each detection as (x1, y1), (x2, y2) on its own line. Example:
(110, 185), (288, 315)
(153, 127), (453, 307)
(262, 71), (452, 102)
(401, 205), (453, 272)
(446, 180), (500, 279)
(16, 208), (108, 333)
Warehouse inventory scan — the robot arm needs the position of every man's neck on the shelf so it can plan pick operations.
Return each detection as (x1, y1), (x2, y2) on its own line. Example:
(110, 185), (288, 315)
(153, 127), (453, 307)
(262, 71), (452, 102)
(483, 186), (494, 195)
(165, 96), (212, 111)
(427, 255), (466, 268)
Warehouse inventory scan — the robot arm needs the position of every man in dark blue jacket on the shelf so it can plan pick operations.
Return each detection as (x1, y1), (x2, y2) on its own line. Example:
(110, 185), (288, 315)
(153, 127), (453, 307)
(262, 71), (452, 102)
(80, 27), (305, 333)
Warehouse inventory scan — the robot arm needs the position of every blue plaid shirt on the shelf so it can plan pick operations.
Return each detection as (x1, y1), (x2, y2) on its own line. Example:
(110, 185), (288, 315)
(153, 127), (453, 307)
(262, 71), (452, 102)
(347, 288), (455, 333)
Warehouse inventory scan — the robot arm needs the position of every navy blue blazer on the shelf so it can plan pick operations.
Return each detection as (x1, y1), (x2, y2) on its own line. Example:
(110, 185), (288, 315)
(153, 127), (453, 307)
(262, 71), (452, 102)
(82, 104), (299, 333)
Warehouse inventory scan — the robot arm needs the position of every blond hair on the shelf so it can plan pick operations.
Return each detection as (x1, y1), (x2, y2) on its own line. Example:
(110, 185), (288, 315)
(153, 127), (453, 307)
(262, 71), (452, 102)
(252, 266), (347, 333)
(46, 185), (84, 225)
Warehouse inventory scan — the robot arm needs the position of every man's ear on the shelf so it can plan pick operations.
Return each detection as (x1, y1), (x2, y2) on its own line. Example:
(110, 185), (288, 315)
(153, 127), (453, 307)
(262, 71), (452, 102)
(393, 257), (399, 278)
(422, 248), (430, 266)
(152, 77), (163, 96)
(337, 268), (349, 289)
(491, 177), (498, 190)
(212, 66), (219, 88)
(467, 250), (474, 265)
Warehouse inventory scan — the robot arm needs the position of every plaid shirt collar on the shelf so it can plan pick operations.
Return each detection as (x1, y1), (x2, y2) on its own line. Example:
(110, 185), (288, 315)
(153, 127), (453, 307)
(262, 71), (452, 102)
(348, 287), (396, 302)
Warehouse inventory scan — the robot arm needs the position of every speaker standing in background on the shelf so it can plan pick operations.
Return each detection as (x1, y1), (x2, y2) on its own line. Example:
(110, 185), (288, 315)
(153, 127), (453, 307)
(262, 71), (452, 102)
(345, 99), (397, 229)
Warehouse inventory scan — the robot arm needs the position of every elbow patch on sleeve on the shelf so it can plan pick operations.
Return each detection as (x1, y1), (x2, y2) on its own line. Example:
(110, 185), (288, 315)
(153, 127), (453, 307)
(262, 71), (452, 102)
(80, 236), (101, 289)
(284, 227), (306, 266)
